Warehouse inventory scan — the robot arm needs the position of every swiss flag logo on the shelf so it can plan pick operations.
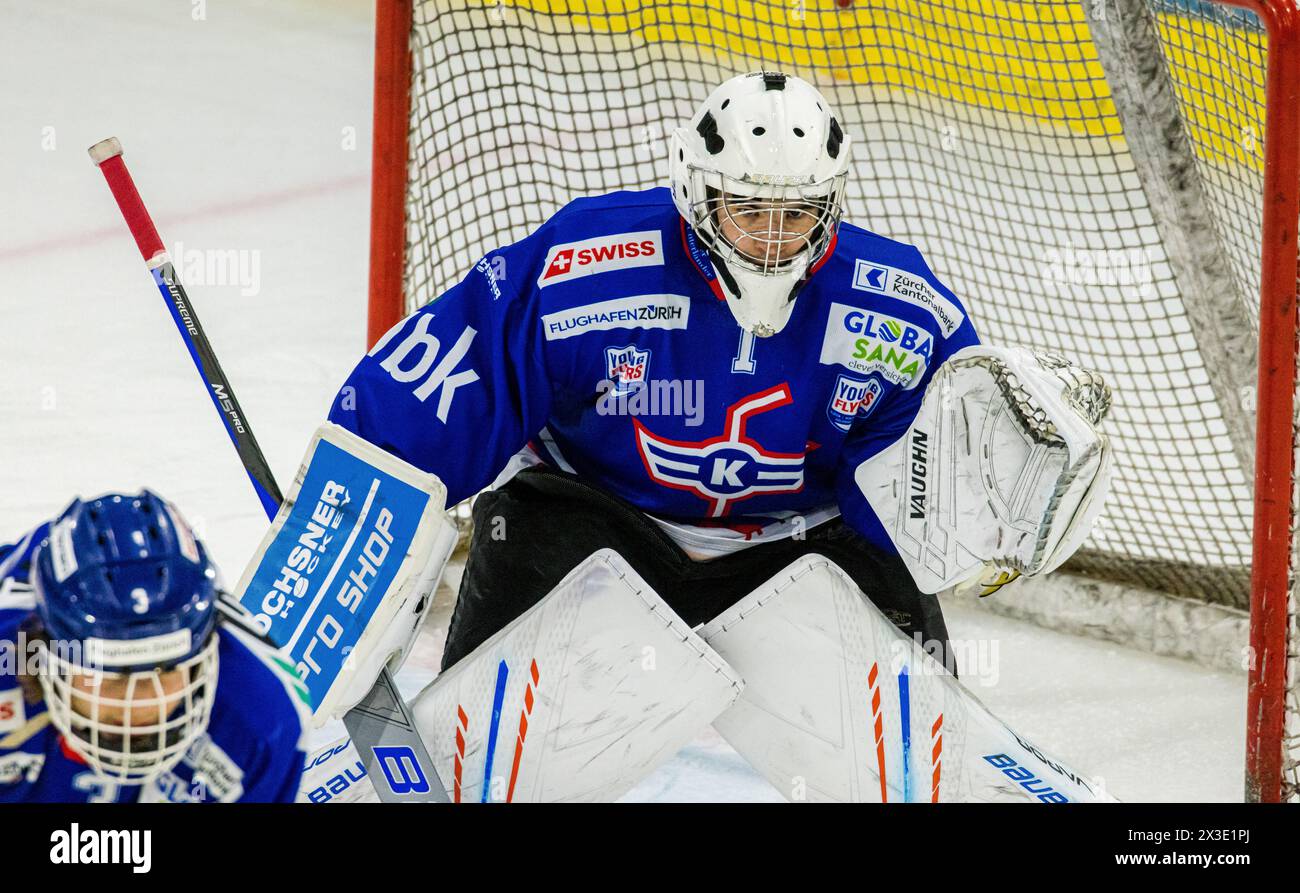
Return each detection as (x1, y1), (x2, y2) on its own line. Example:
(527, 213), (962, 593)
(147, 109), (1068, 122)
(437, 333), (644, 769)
(544, 248), (575, 279)
(537, 230), (663, 288)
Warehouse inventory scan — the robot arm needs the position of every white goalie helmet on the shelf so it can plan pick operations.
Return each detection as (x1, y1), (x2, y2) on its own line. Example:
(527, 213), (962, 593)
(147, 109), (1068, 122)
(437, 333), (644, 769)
(670, 71), (851, 337)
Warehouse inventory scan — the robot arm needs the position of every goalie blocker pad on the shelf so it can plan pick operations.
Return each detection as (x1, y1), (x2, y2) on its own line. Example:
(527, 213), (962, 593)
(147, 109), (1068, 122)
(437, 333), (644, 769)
(410, 549), (744, 802)
(234, 423), (458, 725)
(701, 555), (1113, 803)
(856, 345), (1113, 594)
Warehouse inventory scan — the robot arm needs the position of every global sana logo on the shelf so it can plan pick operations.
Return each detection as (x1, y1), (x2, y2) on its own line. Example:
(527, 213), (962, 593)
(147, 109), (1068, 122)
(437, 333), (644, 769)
(818, 304), (934, 389)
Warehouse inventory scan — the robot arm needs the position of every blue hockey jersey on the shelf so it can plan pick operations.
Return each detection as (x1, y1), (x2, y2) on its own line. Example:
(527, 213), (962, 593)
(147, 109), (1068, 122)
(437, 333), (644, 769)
(329, 187), (980, 558)
(0, 527), (311, 803)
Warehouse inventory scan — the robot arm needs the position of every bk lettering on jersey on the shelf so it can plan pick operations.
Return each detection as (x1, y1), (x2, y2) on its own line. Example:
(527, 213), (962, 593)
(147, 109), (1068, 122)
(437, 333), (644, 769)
(537, 230), (663, 287)
(370, 314), (481, 422)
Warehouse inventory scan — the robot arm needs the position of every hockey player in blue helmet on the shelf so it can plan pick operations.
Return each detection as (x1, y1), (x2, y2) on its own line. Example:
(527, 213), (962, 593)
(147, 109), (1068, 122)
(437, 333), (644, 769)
(0, 490), (310, 802)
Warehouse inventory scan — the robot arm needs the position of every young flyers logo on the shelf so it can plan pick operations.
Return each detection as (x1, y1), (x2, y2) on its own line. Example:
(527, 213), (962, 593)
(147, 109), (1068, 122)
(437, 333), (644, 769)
(604, 344), (652, 396)
(826, 374), (883, 431)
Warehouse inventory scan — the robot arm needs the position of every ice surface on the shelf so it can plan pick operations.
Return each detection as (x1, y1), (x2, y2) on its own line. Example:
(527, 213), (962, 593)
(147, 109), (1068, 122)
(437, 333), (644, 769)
(0, 0), (1245, 802)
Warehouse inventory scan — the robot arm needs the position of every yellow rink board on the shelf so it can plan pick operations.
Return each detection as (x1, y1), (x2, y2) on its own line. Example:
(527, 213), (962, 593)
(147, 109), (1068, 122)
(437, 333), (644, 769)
(478, 0), (1265, 173)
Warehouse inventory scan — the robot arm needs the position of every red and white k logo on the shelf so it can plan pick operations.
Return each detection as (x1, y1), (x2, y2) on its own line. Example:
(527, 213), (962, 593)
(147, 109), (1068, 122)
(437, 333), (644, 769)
(633, 384), (805, 516)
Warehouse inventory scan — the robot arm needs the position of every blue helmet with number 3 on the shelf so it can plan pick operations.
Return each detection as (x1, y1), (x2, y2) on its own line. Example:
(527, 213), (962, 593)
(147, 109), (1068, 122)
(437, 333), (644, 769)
(30, 490), (222, 784)
(32, 490), (218, 664)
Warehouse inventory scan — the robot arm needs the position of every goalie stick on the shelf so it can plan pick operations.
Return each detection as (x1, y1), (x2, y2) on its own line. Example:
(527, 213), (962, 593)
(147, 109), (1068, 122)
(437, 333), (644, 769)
(88, 137), (448, 802)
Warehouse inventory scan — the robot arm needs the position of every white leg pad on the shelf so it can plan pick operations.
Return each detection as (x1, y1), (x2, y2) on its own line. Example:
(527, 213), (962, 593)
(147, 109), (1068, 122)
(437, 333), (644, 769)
(410, 549), (743, 802)
(700, 555), (1112, 803)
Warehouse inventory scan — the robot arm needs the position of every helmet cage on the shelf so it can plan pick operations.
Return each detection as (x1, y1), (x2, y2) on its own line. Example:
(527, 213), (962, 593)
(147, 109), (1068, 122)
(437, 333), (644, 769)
(686, 166), (848, 279)
(38, 634), (219, 785)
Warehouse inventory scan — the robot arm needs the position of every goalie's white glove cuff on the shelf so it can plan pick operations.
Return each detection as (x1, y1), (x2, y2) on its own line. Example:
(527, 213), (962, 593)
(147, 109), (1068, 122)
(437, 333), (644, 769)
(856, 345), (1113, 594)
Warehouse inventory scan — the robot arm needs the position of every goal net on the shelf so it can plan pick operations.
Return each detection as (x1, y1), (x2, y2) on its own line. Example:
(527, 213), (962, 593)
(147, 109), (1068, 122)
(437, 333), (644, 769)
(368, 0), (1300, 801)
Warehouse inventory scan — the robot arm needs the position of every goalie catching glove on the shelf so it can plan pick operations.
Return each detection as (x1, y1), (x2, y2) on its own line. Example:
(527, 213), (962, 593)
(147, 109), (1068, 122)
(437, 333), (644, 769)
(855, 345), (1113, 594)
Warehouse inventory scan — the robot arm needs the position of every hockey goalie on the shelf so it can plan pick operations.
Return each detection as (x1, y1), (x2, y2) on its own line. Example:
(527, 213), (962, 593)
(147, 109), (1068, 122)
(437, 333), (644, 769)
(326, 72), (1113, 802)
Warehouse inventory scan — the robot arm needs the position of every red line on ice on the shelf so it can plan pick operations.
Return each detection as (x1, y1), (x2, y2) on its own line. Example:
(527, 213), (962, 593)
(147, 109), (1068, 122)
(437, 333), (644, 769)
(1, 173), (367, 262)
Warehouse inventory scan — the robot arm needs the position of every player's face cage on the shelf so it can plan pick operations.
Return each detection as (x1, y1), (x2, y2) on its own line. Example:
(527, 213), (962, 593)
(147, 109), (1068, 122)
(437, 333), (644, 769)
(38, 634), (219, 784)
(689, 168), (847, 276)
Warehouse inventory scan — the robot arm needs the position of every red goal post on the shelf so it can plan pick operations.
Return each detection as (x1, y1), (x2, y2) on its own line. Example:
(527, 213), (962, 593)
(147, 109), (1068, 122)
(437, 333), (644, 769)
(368, 0), (414, 349)
(1226, 0), (1300, 807)
(367, 0), (1300, 802)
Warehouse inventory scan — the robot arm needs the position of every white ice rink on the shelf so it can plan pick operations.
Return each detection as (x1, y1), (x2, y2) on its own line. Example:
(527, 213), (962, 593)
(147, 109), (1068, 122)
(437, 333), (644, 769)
(0, 0), (1246, 801)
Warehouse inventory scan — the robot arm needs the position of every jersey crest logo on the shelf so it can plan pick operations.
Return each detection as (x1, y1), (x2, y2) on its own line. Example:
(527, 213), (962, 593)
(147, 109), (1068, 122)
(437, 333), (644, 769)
(537, 230), (663, 287)
(604, 344), (651, 396)
(633, 384), (804, 516)
(827, 374), (883, 431)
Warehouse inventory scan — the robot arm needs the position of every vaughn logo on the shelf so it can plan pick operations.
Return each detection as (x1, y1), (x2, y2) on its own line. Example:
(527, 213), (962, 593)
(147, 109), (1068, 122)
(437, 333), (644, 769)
(49, 823), (152, 874)
(537, 230), (663, 287)
(908, 428), (929, 519)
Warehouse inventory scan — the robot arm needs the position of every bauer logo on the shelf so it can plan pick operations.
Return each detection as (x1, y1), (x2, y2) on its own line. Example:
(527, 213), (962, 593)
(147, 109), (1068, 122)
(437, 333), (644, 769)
(981, 753), (1071, 803)
(541, 294), (690, 341)
(374, 745), (433, 796)
(852, 259), (963, 337)
(538, 230), (663, 287)
(818, 303), (934, 388)
(826, 374), (883, 431)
